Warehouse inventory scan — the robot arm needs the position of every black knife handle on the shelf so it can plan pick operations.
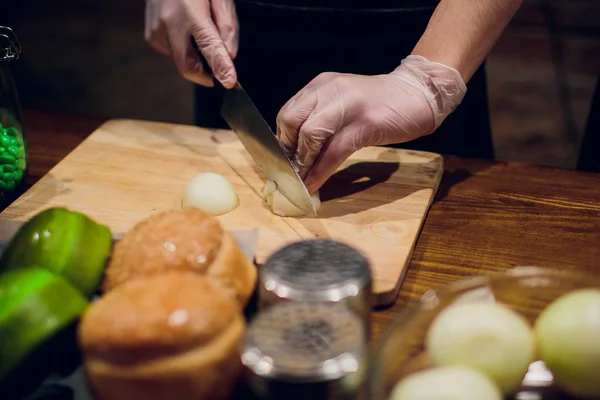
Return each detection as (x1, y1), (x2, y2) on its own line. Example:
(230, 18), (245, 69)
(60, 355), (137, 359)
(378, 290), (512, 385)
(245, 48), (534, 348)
(190, 36), (226, 95)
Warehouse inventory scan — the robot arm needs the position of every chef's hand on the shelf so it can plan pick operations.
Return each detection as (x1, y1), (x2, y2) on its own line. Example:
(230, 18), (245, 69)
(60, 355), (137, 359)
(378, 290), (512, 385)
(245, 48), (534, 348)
(276, 55), (467, 193)
(144, 0), (239, 88)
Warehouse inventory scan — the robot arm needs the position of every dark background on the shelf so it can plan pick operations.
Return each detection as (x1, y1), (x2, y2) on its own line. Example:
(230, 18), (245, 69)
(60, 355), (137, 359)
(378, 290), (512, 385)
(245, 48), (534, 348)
(2, 0), (599, 169)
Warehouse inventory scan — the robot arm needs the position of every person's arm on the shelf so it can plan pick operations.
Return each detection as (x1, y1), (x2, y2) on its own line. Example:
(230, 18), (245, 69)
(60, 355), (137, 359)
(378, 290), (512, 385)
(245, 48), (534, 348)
(412, 0), (523, 82)
(276, 0), (524, 193)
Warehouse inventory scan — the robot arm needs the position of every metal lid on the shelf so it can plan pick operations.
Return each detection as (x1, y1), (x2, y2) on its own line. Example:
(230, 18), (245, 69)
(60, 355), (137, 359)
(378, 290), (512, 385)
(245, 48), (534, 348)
(0, 27), (21, 62)
(242, 302), (365, 383)
(261, 239), (371, 302)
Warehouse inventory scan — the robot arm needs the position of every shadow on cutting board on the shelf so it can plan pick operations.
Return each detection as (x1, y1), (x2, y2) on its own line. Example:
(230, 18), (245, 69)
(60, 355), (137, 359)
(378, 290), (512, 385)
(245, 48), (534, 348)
(320, 161), (399, 203)
(317, 156), (441, 219)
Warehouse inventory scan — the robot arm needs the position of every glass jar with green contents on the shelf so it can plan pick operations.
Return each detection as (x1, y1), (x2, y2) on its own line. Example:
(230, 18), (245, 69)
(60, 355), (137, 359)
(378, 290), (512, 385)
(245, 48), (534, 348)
(0, 26), (26, 210)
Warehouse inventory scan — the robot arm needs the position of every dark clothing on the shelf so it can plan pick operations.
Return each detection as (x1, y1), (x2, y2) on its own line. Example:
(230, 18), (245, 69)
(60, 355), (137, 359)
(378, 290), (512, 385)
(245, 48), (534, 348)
(237, 0), (440, 11)
(194, 0), (494, 159)
(577, 77), (600, 172)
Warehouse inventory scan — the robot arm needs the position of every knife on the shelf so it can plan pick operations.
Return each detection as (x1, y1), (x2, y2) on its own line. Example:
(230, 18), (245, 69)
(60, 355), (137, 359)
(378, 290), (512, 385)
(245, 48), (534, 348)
(193, 41), (317, 217)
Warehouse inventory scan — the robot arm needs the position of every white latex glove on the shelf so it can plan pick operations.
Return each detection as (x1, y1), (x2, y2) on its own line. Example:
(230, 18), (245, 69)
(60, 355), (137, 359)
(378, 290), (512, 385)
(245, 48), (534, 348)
(144, 0), (239, 88)
(276, 55), (467, 193)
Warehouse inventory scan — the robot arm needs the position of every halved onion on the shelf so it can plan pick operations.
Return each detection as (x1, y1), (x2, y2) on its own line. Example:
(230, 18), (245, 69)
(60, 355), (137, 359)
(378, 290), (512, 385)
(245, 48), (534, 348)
(181, 172), (239, 216)
(426, 301), (535, 394)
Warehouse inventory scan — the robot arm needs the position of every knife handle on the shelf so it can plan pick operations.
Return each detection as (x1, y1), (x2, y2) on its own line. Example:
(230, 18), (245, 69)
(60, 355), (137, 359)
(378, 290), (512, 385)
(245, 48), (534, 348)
(190, 36), (226, 93)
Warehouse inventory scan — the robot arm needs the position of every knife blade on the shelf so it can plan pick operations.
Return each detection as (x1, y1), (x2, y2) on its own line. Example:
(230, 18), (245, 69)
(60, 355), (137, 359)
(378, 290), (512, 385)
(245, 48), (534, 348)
(220, 83), (317, 217)
(193, 42), (317, 217)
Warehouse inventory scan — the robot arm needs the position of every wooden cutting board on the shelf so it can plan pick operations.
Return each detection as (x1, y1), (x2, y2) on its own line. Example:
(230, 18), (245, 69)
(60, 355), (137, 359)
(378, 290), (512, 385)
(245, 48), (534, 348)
(0, 119), (443, 306)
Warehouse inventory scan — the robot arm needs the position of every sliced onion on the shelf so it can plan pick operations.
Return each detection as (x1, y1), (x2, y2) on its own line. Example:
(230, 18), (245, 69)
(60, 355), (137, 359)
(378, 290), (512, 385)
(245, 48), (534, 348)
(261, 180), (321, 217)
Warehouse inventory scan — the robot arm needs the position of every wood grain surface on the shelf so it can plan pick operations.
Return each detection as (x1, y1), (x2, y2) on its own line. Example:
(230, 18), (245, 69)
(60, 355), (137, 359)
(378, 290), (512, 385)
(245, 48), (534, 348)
(11, 110), (600, 342)
(0, 116), (443, 306)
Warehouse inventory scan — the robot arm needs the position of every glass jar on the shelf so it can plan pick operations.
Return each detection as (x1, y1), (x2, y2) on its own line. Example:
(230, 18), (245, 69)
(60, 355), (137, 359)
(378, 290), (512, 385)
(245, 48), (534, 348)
(0, 26), (26, 210)
(367, 266), (600, 400)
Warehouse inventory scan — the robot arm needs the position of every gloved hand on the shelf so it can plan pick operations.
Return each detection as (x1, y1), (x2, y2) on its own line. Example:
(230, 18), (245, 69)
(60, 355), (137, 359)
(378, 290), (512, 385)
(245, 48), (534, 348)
(144, 0), (239, 88)
(276, 55), (467, 193)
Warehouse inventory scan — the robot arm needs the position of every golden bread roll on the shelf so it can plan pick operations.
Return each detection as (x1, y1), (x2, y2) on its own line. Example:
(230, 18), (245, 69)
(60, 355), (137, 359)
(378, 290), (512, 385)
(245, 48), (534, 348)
(79, 271), (245, 400)
(103, 208), (256, 306)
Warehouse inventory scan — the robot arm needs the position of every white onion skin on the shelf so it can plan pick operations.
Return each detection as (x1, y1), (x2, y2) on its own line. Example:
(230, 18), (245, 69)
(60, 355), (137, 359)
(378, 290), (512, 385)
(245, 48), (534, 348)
(389, 365), (502, 400)
(181, 172), (239, 216)
(425, 301), (535, 394)
(261, 180), (321, 217)
(534, 289), (600, 398)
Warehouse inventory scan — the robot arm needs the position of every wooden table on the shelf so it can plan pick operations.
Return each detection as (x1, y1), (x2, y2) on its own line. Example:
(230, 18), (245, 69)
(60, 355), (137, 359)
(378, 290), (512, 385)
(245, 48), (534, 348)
(20, 109), (600, 342)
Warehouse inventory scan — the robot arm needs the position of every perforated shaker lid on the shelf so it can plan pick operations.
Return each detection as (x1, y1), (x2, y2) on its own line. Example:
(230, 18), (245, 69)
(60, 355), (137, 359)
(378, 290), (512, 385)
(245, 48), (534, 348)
(261, 239), (372, 302)
(242, 301), (365, 383)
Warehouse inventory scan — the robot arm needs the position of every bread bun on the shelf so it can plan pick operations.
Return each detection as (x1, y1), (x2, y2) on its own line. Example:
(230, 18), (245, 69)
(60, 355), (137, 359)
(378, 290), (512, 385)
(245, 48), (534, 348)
(79, 271), (244, 400)
(102, 208), (256, 306)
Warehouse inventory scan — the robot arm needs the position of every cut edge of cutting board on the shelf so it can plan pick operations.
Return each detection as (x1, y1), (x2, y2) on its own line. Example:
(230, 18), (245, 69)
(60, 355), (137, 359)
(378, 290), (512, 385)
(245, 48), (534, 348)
(2, 118), (444, 308)
(368, 157), (443, 307)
